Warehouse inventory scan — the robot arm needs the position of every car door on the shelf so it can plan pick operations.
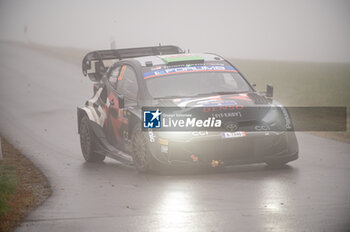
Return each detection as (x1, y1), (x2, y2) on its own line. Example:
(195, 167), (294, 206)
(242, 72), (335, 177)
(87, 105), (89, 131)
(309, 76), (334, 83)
(105, 64), (138, 151)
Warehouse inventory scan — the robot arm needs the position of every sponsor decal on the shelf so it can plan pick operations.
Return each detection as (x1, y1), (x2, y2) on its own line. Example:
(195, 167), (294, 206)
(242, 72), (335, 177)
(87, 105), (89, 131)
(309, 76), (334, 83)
(221, 131), (246, 138)
(151, 66), (162, 70)
(191, 131), (209, 136)
(212, 111), (242, 118)
(148, 129), (156, 142)
(118, 65), (127, 80)
(254, 125), (270, 131)
(278, 105), (292, 130)
(191, 154), (199, 162)
(143, 65), (236, 79)
(158, 138), (169, 145)
(84, 87), (107, 127)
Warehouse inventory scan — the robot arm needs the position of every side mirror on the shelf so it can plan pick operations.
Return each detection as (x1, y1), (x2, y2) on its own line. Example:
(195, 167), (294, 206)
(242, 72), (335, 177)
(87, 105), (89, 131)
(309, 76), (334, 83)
(266, 84), (273, 98)
(118, 95), (125, 108)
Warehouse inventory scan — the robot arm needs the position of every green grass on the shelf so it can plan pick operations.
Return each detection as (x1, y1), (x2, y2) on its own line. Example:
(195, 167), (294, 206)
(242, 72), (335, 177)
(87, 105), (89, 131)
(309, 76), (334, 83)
(0, 163), (17, 216)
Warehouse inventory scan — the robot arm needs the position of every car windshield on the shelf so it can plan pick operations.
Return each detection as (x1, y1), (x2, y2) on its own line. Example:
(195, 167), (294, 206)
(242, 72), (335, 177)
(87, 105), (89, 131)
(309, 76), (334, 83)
(144, 71), (252, 99)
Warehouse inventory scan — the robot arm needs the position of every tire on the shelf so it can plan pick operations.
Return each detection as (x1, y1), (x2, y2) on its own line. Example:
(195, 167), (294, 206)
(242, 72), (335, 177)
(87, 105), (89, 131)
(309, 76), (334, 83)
(131, 125), (158, 172)
(80, 116), (105, 162)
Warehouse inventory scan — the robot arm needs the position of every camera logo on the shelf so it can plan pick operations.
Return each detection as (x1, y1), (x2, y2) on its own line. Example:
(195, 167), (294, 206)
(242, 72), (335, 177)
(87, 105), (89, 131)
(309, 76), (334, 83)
(143, 109), (161, 128)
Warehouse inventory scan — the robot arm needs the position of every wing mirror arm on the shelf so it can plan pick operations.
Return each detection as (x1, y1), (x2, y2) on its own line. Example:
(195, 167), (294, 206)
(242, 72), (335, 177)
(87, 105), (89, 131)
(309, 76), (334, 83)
(265, 84), (273, 98)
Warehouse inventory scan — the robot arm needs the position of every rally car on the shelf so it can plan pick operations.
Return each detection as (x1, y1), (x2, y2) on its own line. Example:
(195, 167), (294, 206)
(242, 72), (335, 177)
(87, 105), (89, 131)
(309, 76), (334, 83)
(77, 45), (298, 172)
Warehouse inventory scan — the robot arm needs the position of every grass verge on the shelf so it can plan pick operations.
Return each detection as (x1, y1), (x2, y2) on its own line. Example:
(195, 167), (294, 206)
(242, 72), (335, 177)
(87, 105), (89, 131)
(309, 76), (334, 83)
(0, 139), (51, 232)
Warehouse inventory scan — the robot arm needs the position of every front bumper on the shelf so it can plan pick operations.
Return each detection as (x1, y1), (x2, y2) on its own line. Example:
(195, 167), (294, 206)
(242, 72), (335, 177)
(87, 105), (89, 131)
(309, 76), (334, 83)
(150, 131), (299, 166)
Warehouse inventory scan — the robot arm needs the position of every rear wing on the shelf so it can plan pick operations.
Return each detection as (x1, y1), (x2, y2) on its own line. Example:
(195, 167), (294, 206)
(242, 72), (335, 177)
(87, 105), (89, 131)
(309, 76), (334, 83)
(82, 45), (183, 82)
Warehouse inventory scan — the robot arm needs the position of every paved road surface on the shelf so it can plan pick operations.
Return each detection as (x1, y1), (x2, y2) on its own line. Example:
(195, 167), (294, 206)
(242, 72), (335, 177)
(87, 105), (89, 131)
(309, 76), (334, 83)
(1, 43), (350, 232)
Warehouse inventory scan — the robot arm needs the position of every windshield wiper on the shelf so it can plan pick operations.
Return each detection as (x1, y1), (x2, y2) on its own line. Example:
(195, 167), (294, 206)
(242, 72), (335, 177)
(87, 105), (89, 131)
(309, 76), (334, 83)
(153, 91), (249, 100)
(191, 91), (248, 97)
(208, 91), (248, 95)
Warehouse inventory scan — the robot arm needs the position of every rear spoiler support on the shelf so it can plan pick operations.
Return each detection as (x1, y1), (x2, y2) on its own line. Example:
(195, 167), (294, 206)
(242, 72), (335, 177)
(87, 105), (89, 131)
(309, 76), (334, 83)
(82, 45), (183, 82)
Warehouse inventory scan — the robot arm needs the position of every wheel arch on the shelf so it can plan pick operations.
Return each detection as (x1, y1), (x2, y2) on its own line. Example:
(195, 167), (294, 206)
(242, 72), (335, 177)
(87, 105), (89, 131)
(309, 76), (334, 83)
(77, 107), (94, 134)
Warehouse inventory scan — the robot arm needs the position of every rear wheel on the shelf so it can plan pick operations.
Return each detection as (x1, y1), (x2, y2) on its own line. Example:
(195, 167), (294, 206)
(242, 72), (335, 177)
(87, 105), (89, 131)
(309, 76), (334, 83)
(80, 116), (105, 162)
(131, 125), (158, 172)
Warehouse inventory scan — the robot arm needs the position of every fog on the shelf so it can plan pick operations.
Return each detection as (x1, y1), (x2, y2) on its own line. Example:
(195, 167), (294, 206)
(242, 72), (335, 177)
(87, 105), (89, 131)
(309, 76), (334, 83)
(0, 0), (349, 62)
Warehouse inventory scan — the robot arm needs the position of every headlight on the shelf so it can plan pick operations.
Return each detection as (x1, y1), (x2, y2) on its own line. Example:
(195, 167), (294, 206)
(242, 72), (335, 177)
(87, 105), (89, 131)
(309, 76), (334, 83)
(262, 107), (281, 126)
(262, 106), (292, 131)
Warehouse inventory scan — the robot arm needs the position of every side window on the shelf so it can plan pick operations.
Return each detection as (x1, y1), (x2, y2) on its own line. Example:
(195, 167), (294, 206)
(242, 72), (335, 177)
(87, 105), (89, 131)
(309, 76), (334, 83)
(116, 65), (138, 101)
(108, 66), (121, 88)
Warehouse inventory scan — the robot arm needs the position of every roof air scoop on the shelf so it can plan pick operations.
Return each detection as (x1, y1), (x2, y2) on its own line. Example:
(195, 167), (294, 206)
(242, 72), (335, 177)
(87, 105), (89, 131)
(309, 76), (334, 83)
(160, 54), (204, 66)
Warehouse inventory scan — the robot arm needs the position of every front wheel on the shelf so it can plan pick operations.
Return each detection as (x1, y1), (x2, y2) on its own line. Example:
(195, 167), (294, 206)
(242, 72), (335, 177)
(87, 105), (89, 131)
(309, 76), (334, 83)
(80, 116), (105, 162)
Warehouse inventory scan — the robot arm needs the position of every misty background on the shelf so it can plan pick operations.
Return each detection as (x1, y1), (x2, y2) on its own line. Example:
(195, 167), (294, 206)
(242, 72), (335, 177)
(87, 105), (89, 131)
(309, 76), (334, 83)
(0, 0), (350, 62)
(0, 0), (349, 141)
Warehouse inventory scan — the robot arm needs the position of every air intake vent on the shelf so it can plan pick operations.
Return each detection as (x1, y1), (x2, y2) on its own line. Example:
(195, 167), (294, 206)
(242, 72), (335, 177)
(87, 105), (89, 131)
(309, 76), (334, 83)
(248, 92), (269, 104)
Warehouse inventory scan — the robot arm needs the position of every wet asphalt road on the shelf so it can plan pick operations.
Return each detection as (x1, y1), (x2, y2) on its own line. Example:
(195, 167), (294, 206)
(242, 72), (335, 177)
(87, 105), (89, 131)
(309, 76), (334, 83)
(0, 43), (350, 232)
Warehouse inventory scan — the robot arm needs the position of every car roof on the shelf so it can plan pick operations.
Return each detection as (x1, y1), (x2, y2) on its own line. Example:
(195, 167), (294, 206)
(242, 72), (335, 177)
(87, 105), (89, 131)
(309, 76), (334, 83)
(132, 53), (226, 67)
